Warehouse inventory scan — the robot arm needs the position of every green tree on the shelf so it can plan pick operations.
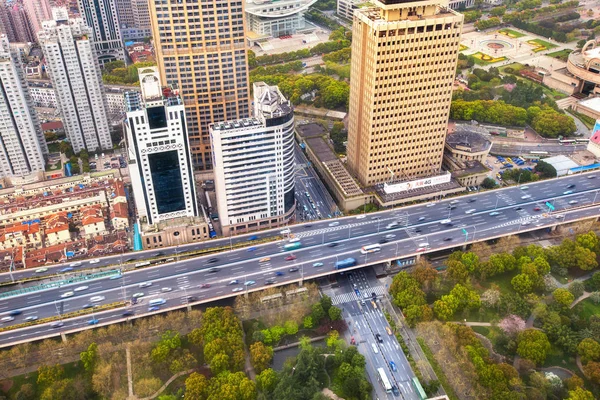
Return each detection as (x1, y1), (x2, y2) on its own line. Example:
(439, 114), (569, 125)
(80, 342), (98, 372)
(516, 329), (551, 365)
(303, 316), (314, 329)
(250, 342), (274, 374)
(284, 320), (299, 336)
(578, 338), (600, 364)
(311, 303), (326, 323)
(37, 364), (64, 388)
(553, 288), (574, 307)
(14, 383), (35, 400)
(567, 387), (595, 400)
(320, 295), (333, 313)
(583, 361), (600, 384)
(576, 231), (599, 253)
(328, 306), (342, 321)
(534, 160), (557, 178)
(184, 372), (208, 400)
(568, 281), (585, 299)
(40, 379), (78, 400)
(256, 368), (278, 393)
(433, 295), (459, 320)
(511, 273), (535, 294)
(210, 353), (230, 375)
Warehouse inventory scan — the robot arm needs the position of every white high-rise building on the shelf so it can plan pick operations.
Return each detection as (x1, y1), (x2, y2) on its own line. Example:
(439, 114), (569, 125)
(39, 8), (113, 153)
(125, 66), (198, 226)
(210, 82), (295, 235)
(77, 0), (125, 64)
(0, 34), (47, 181)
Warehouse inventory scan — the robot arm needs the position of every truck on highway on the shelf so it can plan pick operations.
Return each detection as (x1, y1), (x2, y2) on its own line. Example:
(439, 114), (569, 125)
(335, 258), (356, 270)
(377, 368), (392, 393)
(283, 242), (301, 251)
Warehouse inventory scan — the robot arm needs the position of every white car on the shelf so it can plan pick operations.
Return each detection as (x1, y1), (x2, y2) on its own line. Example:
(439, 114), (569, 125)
(232, 287), (244, 292)
(35, 268), (48, 273)
(1, 316), (15, 323)
(521, 221), (531, 226)
(279, 229), (291, 235)
(489, 212), (501, 216)
(90, 296), (105, 303)
(385, 234), (396, 239)
(356, 215), (366, 219)
(89, 259), (100, 264)
(132, 292), (145, 298)
(74, 286), (89, 292)
(569, 200), (578, 204)
(465, 209), (476, 214)
(25, 316), (38, 322)
(61, 291), (74, 298)
(329, 222), (340, 227)
(161, 287), (172, 292)
(521, 195), (531, 199)
(69, 262), (82, 267)
(139, 282), (153, 288)
(426, 203), (436, 207)
(418, 216), (426, 221)
(440, 219), (451, 224)
(520, 186), (529, 190)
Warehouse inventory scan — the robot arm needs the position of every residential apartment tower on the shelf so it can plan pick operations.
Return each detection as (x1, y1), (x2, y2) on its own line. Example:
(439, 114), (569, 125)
(77, 0), (125, 64)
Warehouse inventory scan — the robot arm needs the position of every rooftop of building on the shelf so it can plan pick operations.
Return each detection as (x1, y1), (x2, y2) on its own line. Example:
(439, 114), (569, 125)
(254, 82), (293, 120)
(296, 122), (326, 138)
(372, 174), (463, 203)
(447, 158), (489, 179)
(211, 117), (264, 132)
(591, 127), (600, 145)
(578, 97), (600, 112)
(446, 127), (491, 153)
(139, 215), (207, 233)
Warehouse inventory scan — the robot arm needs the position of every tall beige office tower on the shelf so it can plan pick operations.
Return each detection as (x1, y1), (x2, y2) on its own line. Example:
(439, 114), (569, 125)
(346, 0), (463, 187)
(148, 0), (251, 171)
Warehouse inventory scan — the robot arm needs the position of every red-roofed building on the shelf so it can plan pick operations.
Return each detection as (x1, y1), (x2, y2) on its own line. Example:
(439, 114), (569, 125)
(0, 223), (42, 250)
(111, 202), (129, 230)
(80, 204), (107, 237)
(587, 120), (600, 158)
(45, 213), (71, 245)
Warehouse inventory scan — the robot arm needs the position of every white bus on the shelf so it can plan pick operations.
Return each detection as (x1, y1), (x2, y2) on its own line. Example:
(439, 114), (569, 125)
(361, 244), (382, 254)
(149, 298), (166, 306)
(377, 367), (392, 393)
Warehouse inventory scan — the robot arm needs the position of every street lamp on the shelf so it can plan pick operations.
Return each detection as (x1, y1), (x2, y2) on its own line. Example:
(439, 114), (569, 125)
(494, 196), (500, 210)
(593, 190), (599, 204)
(517, 173), (523, 186)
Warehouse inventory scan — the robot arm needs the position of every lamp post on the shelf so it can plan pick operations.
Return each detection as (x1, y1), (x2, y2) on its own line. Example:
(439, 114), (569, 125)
(594, 190), (599, 204)
(494, 196), (500, 210)
(517, 173), (523, 186)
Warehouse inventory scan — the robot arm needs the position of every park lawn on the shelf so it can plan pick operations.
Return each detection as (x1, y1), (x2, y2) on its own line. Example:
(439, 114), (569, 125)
(471, 326), (490, 336)
(2, 361), (86, 399)
(543, 344), (578, 374)
(498, 28), (526, 38)
(547, 49), (572, 62)
(499, 62), (525, 74)
(459, 44), (469, 51)
(527, 39), (558, 52)
(471, 52), (507, 65)
(574, 298), (600, 320)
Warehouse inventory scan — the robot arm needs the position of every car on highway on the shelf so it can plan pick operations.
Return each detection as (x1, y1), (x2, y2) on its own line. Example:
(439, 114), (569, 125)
(148, 306), (160, 312)
(207, 258), (219, 264)
(259, 257), (271, 263)
(567, 184), (576, 189)
(25, 316), (38, 322)
(1, 316), (14, 323)
(450, 200), (459, 204)
(313, 262), (323, 267)
(289, 267), (299, 272)
(569, 200), (578, 204)
(249, 235), (258, 240)
(426, 202), (436, 207)
(199, 283), (210, 288)
(533, 207), (541, 211)
(132, 292), (145, 298)
(186, 296), (198, 302)
(385, 234), (396, 239)
(139, 282), (153, 288)
(521, 195), (531, 199)
(88, 319), (99, 325)
(60, 267), (73, 273)
(440, 219), (451, 224)
(90, 296), (105, 303)
(208, 267), (219, 273)
(8, 310), (21, 316)
(228, 280), (239, 285)
(389, 361), (397, 372)
(489, 212), (500, 216)
(161, 287), (173, 292)
(418, 242), (429, 248)
(515, 207), (523, 211)
(385, 326), (392, 335)
(564, 190), (573, 195)
(378, 238), (388, 244)
(447, 205), (456, 210)
(371, 343), (379, 354)
(89, 259), (100, 264)
(356, 215), (366, 219)
(110, 274), (122, 280)
(280, 229), (291, 234)
(416, 247), (427, 252)
(520, 186), (529, 190)
(328, 222), (340, 227)
(74, 286), (89, 292)
(232, 287), (244, 292)
(375, 333), (383, 343)
(265, 279), (276, 285)
(391, 385), (400, 397)
(444, 237), (453, 241)
(418, 216), (426, 221)
(327, 242), (338, 247)
(414, 228), (422, 233)
(247, 247), (257, 252)
(81, 304), (94, 309)
(153, 252), (165, 257)
(285, 255), (296, 261)
(386, 222), (399, 229)
(69, 262), (82, 267)
(61, 291), (74, 298)
(122, 310), (134, 317)
(465, 209), (476, 214)
(555, 214), (565, 219)
(467, 198), (476, 203)
(587, 175), (595, 179)
(275, 271), (285, 276)
(50, 322), (64, 328)
(35, 267), (48, 273)
(244, 280), (256, 286)
(522, 221), (531, 226)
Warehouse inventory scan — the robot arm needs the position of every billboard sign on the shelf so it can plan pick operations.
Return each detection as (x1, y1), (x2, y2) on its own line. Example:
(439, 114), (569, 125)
(383, 173), (451, 194)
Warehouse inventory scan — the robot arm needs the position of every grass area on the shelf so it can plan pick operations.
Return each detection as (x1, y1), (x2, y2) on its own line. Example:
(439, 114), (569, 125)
(544, 344), (578, 373)
(45, 160), (62, 172)
(527, 39), (558, 53)
(499, 62), (566, 100)
(566, 107), (596, 130)
(471, 326), (490, 336)
(2, 361), (83, 398)
(471, 52), (507, 65)
(47, 142), (60, 153)
(551, 273), (569, 285)
(459, 44), (469, 51)
(547, 49), (572, 62)
(417, 338), (460, 400)
(499, 62), (525, 73)
(574, 298), (600, 320)
(498, 28), (526, 38)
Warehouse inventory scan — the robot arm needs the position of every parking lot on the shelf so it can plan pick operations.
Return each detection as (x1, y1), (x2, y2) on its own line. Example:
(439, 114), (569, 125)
(89, 151), (127, 172)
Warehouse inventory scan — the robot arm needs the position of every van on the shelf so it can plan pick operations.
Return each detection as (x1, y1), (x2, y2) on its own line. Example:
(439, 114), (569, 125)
(418, 242), (429, 248)
(149, 298), (166, 306)
(371, 343), (379, 354)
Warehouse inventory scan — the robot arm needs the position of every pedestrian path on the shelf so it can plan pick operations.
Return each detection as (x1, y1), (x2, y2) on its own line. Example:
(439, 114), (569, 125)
(331, 285), (387, 305)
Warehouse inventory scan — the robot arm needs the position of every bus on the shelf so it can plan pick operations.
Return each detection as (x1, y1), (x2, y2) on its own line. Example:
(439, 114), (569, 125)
(335, 258), (356, 270)
(360, 244), (382, 254)
(412, 377), (427, 400)
(530, 151), (548, 155)
(149, 298), (166, 306)
(377, 368), (392, 393)
(283, 242), (301, 251)
(559, 139), (576, 144)
(134, 261), (151, 268)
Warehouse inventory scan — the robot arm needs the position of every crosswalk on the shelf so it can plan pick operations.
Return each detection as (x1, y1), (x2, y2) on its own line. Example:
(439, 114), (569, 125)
(332, 285), (387, 305)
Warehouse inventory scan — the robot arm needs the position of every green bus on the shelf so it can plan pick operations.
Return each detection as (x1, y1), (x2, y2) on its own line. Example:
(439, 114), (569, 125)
(412, 377), (426, 400)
